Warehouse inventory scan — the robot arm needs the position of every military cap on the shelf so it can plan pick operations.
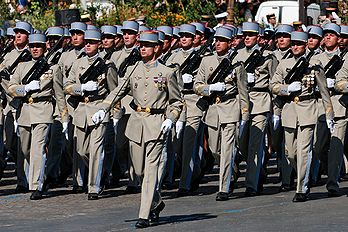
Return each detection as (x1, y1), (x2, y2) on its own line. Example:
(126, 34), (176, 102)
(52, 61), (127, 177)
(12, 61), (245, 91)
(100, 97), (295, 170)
(259, 27), (265, 36)
(191, 22), (205, 34)
(173, 26), (180, 38)
(115, 25), (123, 36)
(293, 21), (302, 26)
(6, 27), (15, 36)
(139, 25), (150, 32)
(84, 29), (101, 41)
(64, 28), (70, 37)
(14, 21), (32, 34)
(157, 30), (165, 43)
(29, 33), (46, 44)
(179, 24), (196, 36)
(291, 31), (308, 42)
(157, 26), (173, 37)
(307, 25), (323, 38)
(242, 22), (259, 34)
(275, 24), (294, 35)
(81, 12), (92, 23)
(325, 7), (336, 13)
(101, 25), (117, 36)
(215, 26), (234, 40)
(122, 21), (139, 33)
(341, 25), (348, 36)
(215, 12), (228, 19)
(70, 22), (87, 33)
(323, 23), (340, 36)
(223, 24), (236, 33)
(33, 29), (42, 34)
(236, 27), (243, 36)
(47, 27), (64, 37)
(87, 25), (99, 31)
(139, 31), (159, 44)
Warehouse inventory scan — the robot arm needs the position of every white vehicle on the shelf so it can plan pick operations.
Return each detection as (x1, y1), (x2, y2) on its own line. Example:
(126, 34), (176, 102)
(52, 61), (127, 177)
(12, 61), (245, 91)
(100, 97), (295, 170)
(255, 1), (321, 26)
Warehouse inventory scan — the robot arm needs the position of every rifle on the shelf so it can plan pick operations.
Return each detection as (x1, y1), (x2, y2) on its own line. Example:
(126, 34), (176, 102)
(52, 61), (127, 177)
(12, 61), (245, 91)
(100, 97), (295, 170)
(196, 50), (238, 111)
(0, 49), (32, 81)
(244, 43), (270, 74)
(67, 52), (113, 109)
(180, 35), (214, 76)
(324, 46), (348, 83)
(117, 48), (141, 78)
(9, 36), (64, 109)
(159, 39), (179, 65)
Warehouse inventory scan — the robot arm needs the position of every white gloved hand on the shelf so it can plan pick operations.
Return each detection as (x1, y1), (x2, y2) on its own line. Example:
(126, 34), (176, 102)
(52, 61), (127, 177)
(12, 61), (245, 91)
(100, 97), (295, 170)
(92, 109), (106, 125)
(326, 119), (335, 134)
(209, 82), (226, 94)
(326, 78), (335, 88)
(113, 118), (119, 135)
(239, 120), (246, 138)
(272, 115), (280, 131)
(175, 121), (184, 139)
(182, 73), (193, 84)
(161, 119), (173, 134)
(81, 81), (98, 92)
(62, 122), (69, 140)
(247, 73), (255, 84)
(287, 81), (301, 93)
(24, 80), (40, 93)
(14, 120), (19, 136)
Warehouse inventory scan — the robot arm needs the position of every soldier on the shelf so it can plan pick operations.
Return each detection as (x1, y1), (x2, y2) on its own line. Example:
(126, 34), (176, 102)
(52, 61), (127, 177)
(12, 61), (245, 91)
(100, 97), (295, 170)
(8, 33), (57, 200)
(237, 22), (277, 196)
(194, 26), (249, 201)
(0, 21), (32, 193)
(114, 25), (124, 50)
(339, 25), (348, 50)
(307, 25), (323, 55)
(100, 25), (117, 57)
(271, 31), (334, 202)
(157, 26), (174, 61)
(232, 27), (244, 50)
(273, 25), (293, 60)
(92, 31), (183, 228)
(64, 29), (117, 200)
(191, 22), (206, 48)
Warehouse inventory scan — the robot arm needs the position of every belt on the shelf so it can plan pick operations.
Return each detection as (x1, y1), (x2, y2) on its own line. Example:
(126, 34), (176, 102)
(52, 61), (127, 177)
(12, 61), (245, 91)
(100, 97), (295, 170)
(181, 89), (195, 95)
(213, 92), (238, 104)
(249, 87), (270, 93)
(25, 96), (52, 104)
(79, 94), (106, 103)
(286, 94), (316, 104)
(129, 100), (165, 114)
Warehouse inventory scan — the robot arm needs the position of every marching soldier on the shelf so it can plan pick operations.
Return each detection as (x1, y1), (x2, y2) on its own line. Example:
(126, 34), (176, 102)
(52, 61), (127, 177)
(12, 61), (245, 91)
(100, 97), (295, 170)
(191, 22), (205, 48)
(271, 31), (334, 202)
(92, 31), (183, 228)
(307, 25), (323, 55)
(100, 25), (117, 57)
(64, 29), (118, 200)
(237, 22), (277, 196)
(8, 33), (57, 200)
(194, 26), (249, 201)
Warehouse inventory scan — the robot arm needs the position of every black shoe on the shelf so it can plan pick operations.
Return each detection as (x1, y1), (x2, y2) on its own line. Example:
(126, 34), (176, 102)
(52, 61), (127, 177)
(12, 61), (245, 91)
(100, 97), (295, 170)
(125, 186), (139, 194)
(279, 185), (294, 192)
(292, 193), (308, 202)
(88, 193), (99, 200)
(30, 190), (43, 200)
(135, 218), (150, 228)
(15, 185), (29, 194)
(162, 181), (176, 190)
(72, 186), (86, 194)
(216, 192), (229, 201)
(190, 180), (200, 192)
(150, 201), (165, 224)
(328, 189), (340, 198)
(176, 188), (190, 197)
(244, 187), (257, 197)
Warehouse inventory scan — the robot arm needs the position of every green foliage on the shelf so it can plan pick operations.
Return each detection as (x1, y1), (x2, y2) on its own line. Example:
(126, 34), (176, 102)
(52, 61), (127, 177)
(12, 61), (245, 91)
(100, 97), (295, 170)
(20, 1), (55, 31)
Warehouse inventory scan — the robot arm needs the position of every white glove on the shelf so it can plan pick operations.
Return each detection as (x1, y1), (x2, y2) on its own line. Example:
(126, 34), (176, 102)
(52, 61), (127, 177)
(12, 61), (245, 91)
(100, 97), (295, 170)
(209, 82), (226, 94)
(326, 78), (335, 88)
(14, 120), (19, 136)
(247, 73), (255, 84)
(239, 120), (246, 137)
(62, 122), (69, 140)
(24, 80), (40, 93)
(287, 81), (301, 93)
(182, 73), (193, 84)
(326, 119), (335, 134)
(92, 109), (106, 125)
(175, 121), (184, 139)
(113, 118), (119, 135)
(81, 81), (98, 92)
(272, 115), (280, 131)
(161, 119), (173, 134)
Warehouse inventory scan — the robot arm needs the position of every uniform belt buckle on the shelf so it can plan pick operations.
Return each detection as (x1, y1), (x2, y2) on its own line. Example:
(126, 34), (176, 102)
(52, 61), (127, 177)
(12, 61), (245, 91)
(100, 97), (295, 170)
(293, 96), (299, 104)
(215, 96), (221, 104)
(84, 96), (89, 103)
(28, 97), (34, 104)
(145, 107), (151, 113)
(136, 106), (142, 112)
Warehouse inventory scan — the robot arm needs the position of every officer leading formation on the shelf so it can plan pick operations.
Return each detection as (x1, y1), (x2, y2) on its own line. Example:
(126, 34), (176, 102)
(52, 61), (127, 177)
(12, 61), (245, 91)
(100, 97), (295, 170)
(0, 14), (348, 229)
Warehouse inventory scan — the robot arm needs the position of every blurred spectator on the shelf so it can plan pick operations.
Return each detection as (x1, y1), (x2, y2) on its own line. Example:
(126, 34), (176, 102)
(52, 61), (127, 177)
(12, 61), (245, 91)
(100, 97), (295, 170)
(215, 0), (227, 12)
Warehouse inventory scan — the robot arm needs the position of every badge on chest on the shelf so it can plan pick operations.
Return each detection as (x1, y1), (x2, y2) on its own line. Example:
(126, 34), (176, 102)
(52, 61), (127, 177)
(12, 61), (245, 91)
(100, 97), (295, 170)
(153, 72), (167, 91)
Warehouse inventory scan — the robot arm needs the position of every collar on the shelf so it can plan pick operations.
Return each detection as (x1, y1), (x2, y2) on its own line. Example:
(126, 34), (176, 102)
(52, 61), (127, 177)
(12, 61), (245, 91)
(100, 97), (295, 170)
(246, 44), (259, 53)
(143, 60), (158, 68)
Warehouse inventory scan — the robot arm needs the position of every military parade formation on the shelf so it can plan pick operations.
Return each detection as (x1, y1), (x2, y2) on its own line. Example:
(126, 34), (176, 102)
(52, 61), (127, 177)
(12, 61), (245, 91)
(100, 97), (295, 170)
(0, 13), (347, 229)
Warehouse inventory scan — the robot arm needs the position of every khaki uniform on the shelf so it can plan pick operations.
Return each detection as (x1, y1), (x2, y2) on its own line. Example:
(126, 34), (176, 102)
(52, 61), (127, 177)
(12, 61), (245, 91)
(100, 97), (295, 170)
(64, 54), (117, 194)
(194, 52), (249, 193)
(237, 45), (277, 192)
(271, 56), (334, 194)
(8, 60), (57, 191)
(100, 59), (183, 220)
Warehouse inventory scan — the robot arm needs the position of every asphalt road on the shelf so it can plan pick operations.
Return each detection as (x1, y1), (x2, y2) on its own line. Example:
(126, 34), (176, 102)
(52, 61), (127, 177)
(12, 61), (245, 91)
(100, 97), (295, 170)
(1, 161), (348, 232)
